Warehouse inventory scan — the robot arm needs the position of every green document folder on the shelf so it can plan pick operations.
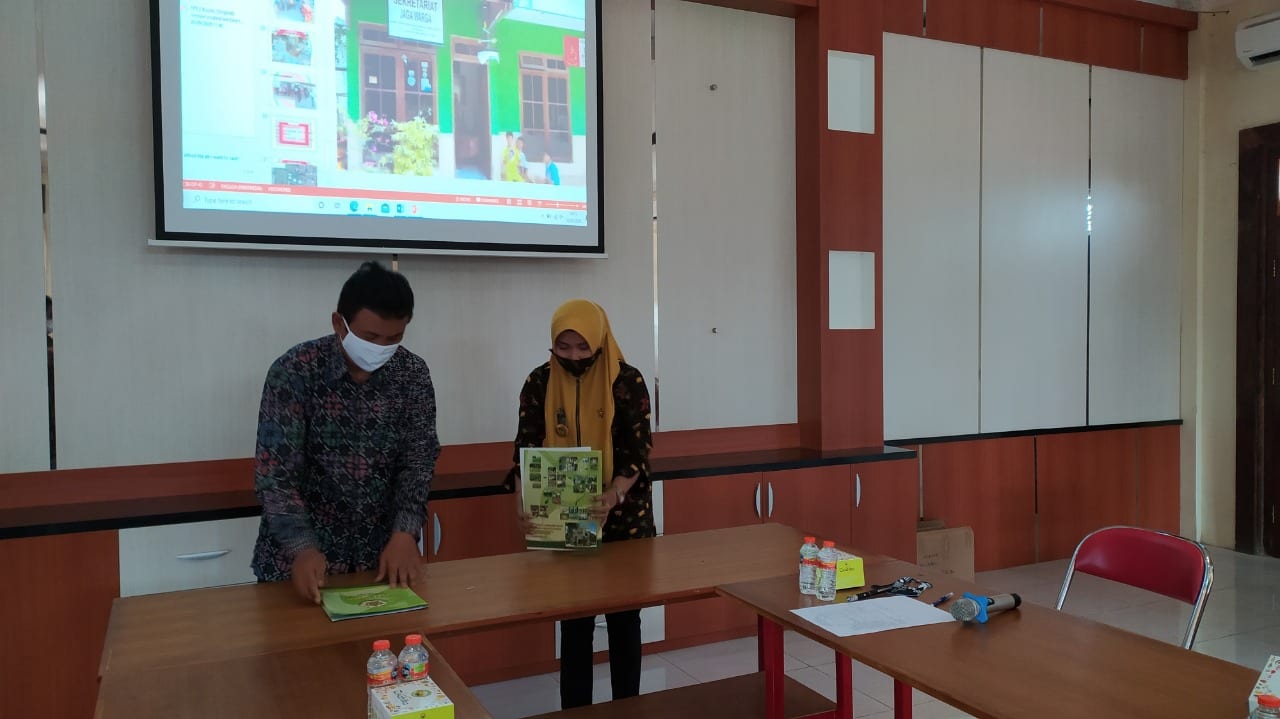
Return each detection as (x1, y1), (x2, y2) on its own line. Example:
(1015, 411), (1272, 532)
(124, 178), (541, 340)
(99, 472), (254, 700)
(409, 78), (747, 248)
(320, 584), (428, 622)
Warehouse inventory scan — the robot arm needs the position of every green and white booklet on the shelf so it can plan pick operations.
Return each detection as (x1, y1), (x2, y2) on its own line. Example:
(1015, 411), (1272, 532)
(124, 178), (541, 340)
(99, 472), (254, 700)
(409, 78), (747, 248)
(520, 447), (604, 550)
(319, 584), (428, 622)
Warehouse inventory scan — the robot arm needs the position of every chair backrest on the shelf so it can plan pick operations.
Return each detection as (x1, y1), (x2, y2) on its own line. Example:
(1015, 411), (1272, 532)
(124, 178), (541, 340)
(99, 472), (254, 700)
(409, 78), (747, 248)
(1055, 526), (1213, 649)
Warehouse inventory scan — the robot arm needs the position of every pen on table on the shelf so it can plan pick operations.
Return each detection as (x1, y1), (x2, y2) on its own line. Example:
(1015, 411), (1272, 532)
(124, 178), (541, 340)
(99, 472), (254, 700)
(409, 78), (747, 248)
(931, 592), (955, 608)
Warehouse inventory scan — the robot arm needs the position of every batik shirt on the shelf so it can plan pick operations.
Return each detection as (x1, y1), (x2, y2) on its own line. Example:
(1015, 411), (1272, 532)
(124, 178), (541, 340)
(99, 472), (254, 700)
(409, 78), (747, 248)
(514, 361), (656, 542)
(251, 335), (440, 581)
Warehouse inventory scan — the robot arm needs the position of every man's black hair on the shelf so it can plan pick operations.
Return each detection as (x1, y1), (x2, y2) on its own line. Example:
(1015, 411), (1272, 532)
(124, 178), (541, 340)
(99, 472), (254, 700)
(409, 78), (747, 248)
(337, 261), (414, 321)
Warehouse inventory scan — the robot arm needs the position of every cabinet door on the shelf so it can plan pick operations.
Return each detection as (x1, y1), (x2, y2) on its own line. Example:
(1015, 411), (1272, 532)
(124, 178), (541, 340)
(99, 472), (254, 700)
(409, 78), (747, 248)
(1037, 429), (1138, 561)
(921, 438), (1036, 571)
(426, 493), (526, 562)
(662, 473), (763, 644)
(850, 460), (920, 562)
(662, 472), (764, 534)
(1, 531), (119, 719)
(424, 494), (555, 685)
(1135, 424), (1180, 535)
(765, 466), (852, 545)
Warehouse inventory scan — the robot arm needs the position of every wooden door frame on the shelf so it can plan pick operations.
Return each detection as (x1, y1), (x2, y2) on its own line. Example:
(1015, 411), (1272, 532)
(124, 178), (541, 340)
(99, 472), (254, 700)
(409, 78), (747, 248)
(1236, 121), (1280, 554)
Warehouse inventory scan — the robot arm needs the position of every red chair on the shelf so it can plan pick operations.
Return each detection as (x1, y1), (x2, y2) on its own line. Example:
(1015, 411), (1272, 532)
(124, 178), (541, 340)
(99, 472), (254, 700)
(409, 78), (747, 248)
(1055, 525), (1213, 649)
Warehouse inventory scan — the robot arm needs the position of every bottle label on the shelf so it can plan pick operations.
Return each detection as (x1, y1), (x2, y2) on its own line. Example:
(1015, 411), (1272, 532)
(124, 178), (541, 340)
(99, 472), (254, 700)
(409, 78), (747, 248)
(804, 557), (818, 567)
(820, 559), (836, 571)
(368, 669), (394, 687)
(401, 661), (428, 680)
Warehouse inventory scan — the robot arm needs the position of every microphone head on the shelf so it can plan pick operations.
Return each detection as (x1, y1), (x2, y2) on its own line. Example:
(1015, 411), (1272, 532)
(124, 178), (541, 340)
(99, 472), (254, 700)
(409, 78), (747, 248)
(950, 597), (981, 622)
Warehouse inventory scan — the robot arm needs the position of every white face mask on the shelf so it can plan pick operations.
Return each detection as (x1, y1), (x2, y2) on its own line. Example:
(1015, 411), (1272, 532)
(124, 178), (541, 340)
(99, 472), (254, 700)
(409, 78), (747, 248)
(340, 317), (400, 372)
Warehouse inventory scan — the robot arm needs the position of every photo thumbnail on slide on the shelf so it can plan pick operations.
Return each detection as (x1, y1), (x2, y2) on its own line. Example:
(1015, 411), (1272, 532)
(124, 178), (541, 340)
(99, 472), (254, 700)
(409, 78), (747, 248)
(334, 0), (588, 189)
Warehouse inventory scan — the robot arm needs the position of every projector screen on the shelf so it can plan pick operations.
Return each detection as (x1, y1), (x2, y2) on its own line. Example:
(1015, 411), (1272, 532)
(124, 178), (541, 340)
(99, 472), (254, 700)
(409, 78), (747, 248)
(150, 0), (602, 255)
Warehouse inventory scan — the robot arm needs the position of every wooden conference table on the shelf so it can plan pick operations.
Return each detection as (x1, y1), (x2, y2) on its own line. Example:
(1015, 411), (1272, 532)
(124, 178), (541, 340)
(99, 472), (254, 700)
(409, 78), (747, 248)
(96, 523), (823, 718)
(719, 561), (1259, 719)
(96, 523), (1258, 719)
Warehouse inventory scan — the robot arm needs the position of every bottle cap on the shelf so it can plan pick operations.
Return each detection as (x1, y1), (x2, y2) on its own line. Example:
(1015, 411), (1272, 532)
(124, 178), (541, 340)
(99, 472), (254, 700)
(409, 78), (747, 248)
(404, 634), (422, 645)
(804, 536), (816, 543)
(1260, 695), (1280, 708)
(373, 639), (390, 651)
(822, 540), (835, 547)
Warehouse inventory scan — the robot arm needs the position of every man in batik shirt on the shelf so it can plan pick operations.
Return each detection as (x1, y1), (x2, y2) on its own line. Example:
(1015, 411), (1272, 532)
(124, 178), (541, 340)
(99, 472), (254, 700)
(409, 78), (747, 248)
(251, 261), (440, 603)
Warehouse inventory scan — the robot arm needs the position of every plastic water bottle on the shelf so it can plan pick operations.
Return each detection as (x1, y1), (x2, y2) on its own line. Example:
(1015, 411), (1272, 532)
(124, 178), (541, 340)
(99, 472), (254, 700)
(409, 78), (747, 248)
(367, 639), (397, 719)
(798, 536), (820, 595)
(816, 540), (838, 601)
(398, 634), (430, 682)
(1257, 694), (1280, 718)
(367, 639), (397, 687)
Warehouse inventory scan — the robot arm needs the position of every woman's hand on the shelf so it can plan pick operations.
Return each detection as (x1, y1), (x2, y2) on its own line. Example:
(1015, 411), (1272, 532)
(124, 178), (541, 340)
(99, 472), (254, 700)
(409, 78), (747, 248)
(517, 509), (535, 536)
(590, 484), (625, 523)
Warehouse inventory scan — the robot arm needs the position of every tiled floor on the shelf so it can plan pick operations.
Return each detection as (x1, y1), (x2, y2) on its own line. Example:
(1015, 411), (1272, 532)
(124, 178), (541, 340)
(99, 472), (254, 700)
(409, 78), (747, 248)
(471, 545), (1280, 718)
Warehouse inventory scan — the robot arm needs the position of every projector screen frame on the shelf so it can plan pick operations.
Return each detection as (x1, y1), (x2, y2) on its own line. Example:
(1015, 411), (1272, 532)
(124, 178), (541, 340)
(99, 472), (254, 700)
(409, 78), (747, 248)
(148, 0), (606, 256)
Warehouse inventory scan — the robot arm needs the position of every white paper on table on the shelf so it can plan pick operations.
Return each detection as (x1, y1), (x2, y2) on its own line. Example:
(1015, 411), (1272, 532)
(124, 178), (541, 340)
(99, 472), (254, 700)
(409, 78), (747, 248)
(790, 596), (954, 637)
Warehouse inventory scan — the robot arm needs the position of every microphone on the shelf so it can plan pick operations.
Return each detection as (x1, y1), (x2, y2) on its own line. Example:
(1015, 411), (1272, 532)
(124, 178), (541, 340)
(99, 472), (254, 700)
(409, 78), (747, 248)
(949, 592), (1022, 624)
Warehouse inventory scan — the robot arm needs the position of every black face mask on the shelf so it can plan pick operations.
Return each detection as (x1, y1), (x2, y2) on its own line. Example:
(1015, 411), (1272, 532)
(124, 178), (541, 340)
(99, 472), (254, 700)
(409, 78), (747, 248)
(554, 351), (599, 377)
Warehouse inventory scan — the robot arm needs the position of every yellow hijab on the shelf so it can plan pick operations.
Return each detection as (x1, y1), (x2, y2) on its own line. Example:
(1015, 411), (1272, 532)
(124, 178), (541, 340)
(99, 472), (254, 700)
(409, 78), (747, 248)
(545, 299), (624, 482)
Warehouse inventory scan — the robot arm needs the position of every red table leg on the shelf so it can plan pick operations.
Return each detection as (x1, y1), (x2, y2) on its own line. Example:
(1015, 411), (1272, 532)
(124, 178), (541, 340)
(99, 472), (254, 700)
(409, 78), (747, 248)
(834, 653), (853, 719)
(893, 679), (913, 719)
(762, 618), (785, 719)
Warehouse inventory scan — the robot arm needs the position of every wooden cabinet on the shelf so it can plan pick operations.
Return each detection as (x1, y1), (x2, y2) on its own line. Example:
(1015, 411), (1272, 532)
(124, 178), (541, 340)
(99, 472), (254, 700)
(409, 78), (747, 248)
(0, 531), (119, 719)
(662, 472), (765, 645)
(424, 493), (556, 685)
(765, 466), (852, 545)
(921, 437), (1036, 571)
(850, 459), (920, 562)
(1036, 429), (1138, 561)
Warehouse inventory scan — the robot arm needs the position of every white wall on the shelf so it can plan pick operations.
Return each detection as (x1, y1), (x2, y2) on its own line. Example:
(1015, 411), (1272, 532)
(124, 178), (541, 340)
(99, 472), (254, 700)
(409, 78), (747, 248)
(653, 0), (797, 431)
(1088, 67), (1183, 425)
(1182, 0), (1280, 546)
(0, 0), (51, 472)
(882, 34), (981, 440)
(16, 0), (796, 473)
(979, 50), (1091, 433)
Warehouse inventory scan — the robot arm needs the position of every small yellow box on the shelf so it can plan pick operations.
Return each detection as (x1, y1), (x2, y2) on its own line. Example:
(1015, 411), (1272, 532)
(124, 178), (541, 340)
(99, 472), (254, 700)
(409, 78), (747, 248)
(370, 678), (455, 719)
(835, 550), (865, 590)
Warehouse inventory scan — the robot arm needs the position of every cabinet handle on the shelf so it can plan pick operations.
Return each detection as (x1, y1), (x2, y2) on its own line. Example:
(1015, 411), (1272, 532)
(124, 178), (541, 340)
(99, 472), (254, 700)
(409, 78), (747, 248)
(432, 513), (442, 556)
(855, 473), (862, 508)
(767, 482), (775, 518)
(175, 549), (230, 561)
(754, 484), (762, 519)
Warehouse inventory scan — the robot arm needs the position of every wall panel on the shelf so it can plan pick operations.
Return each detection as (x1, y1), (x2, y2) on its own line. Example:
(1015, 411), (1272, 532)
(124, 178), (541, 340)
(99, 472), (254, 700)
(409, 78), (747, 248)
(1089, 67), (1182, 424)
(0, 0), (51, 472)
(980, 50), (1089, 432)
(654, 0), (797, 431)
(882, 34), (981, 440)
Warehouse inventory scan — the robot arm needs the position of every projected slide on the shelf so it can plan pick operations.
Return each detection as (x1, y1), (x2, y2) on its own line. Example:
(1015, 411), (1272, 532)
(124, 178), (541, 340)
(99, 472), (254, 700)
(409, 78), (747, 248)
(157, 0), (600, 253)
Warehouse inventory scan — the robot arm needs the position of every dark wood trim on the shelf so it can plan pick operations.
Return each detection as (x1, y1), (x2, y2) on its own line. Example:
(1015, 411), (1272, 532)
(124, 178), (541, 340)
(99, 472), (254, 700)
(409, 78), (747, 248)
(883, 0), (923, 36)
(0, 427), (915, 539)
(889, 418), (1182, 447)
(1236, 123), (1280, 554)
(684, 0), (815, 18)
(1043, 0), (1197, 30)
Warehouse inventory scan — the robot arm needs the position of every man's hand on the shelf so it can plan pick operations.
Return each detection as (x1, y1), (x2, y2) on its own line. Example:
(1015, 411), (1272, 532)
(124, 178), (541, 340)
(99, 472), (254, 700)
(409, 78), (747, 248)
(291, 548), (327, 604)
(376, 531), (422, 588)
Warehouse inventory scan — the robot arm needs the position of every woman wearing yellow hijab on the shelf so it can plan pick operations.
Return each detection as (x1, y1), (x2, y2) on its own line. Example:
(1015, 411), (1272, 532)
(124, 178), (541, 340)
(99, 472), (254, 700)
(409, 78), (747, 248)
(512, 299), (654, 709)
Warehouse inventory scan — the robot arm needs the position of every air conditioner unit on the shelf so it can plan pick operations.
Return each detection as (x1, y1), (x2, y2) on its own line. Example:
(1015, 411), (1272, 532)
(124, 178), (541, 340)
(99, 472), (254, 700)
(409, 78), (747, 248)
(1237, 11), (1280, 69)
